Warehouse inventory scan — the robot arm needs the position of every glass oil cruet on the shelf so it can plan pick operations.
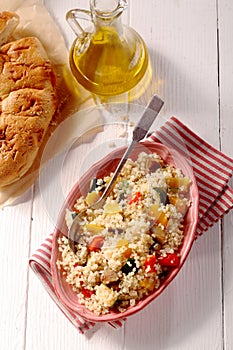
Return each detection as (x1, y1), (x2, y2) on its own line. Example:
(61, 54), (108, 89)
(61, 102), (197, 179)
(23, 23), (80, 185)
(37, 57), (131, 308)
(66, 0), (149, 96)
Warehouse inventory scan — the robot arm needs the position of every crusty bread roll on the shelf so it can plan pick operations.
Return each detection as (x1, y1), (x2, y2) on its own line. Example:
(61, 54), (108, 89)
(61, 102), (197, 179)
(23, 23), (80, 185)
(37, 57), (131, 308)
(0, 36), (57, 187)
(0, 11), (19, 46)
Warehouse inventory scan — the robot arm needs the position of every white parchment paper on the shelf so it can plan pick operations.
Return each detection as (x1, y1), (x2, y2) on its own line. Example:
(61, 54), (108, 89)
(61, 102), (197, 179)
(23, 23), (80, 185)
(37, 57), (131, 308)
(0, 0), (99, 207)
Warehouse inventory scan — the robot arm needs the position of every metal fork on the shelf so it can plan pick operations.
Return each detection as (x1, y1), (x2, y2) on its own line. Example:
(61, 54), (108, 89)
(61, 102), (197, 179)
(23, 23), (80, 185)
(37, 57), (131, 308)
(68, 95), (164, 252)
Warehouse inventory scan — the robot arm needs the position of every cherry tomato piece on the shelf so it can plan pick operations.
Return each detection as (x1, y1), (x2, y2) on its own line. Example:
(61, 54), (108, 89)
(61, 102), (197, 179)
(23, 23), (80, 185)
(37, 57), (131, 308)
(157, 253), (180, 267)
(88, 236), (105, 252)
(144, 254), (156, 273)
(81, 287), (95, 298)
(128, 191), (142, 205)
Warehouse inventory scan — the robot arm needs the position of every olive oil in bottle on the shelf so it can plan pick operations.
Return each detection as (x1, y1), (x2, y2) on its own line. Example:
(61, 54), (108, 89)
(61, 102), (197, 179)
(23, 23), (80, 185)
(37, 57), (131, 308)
(70, 26), (148, 96)
(67, 1), (149, 96)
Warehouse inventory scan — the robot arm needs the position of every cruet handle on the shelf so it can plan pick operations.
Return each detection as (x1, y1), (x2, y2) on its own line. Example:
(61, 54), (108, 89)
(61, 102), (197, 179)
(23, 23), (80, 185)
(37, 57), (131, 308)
(66, 9), (92, 37)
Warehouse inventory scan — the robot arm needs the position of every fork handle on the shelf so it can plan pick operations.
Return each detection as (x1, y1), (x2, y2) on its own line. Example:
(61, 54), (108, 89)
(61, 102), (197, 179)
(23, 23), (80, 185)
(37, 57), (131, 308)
(133, 95), (164, 142)
(93, 95), (164, 209)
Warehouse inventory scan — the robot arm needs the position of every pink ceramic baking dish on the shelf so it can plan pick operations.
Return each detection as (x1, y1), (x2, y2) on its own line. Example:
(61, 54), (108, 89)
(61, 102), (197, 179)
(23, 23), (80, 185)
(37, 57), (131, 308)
(51, 141), (199, 322)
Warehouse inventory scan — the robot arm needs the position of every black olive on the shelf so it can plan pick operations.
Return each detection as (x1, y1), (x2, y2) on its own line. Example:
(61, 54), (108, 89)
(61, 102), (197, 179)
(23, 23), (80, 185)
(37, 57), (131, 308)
(71, 212), (78, 220)
(89, 178), (106, 193)
(121, 258), (138, 274)
(159, 269), (169, 279)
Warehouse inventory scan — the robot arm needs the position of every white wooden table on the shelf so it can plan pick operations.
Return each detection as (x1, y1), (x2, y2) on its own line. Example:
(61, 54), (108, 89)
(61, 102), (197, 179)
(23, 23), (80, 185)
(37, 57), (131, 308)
(1, 0), (233, 349)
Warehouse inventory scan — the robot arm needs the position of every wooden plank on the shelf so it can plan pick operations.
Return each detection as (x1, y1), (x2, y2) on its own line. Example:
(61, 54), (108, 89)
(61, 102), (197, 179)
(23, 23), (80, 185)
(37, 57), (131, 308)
(25, 2), (130, 346)
(26, 116), (126, 349)
(41, 0), (79, 48)
(218, 0), (233, 349)
(128, 0), (220, 145)
(125, 1), (223, 349)
(125, 227), (222, 350)
(1, 0), (231, 349)
(0, 196), (33, 350)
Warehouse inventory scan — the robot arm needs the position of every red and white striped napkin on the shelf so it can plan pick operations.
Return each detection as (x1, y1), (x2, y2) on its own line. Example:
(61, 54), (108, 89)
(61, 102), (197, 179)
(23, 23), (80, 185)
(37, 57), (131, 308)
(29, 116), (233, 334)
(148, 117), (233, 235)
(29, 233), (124, 333)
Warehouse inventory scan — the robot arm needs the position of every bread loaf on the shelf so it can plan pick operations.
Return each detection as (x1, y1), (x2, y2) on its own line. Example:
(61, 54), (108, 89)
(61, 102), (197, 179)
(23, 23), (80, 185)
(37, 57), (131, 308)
(0, 36), (58, 187)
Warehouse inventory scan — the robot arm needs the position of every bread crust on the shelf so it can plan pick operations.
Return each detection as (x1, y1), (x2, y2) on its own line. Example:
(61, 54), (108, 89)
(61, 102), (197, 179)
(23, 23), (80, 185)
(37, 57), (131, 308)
(0, 11), (19, 46)
(0, 36), (57, 187)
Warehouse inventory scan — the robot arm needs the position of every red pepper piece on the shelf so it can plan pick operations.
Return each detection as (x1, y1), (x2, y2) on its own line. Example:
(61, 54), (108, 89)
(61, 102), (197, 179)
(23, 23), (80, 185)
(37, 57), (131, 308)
(128, 191), (142, 205)
(157, 253), (180, 267)
(81, 287), (95, 298)
(144, 254), (156, 273)
(88, 236), (105, 251)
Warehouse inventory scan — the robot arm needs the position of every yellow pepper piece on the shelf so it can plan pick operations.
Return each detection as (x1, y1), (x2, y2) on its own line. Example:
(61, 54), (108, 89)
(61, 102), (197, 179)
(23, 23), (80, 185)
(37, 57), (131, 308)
(123, 247), (132, 258)
(156, 211), (168, 228)
(152, 226), (166, 244)
(148, 205), (168, 228)
(168, 195), (177, 205)
(85, 191), (100, 206)
(148, 204), (160, 219)
(166, 177), (179, 188)
(169, 196), (187, 215)
(117, 238), (129, 248)
(85, 223), (105, 234)
(166, 177), (191, 193)
(104, 201), (122, 214)
(140, 277), (156, 291)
